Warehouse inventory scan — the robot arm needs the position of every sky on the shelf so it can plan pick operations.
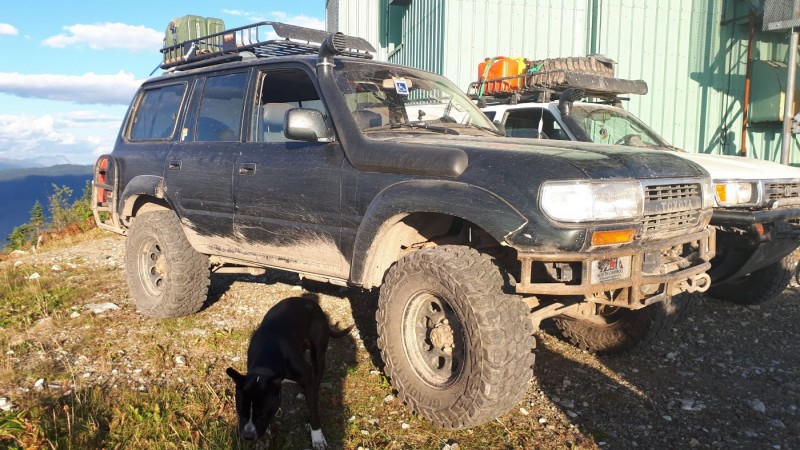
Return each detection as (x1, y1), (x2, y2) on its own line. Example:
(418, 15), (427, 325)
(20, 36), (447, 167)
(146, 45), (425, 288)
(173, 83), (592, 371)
(0, 1), (325, 166)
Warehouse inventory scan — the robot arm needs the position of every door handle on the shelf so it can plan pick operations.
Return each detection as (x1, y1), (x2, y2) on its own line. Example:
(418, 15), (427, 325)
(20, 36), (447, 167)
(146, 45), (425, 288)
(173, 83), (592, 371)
(239, 163), (256, 175)
(168, 160), (182, 170)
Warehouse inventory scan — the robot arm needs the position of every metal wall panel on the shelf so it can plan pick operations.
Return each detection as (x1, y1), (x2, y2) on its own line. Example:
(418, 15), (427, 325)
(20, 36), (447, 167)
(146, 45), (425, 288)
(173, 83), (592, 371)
(388, 0), (446, 74)
(327, 0), (386, 59)
(442, 0), (589, 91)
(329, 0), (800, 164)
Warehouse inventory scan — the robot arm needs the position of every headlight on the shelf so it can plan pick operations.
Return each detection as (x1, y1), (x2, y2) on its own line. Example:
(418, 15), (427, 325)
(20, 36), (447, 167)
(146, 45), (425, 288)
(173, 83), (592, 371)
(714, 181), (759, 206)
(540, 181), (643, 222)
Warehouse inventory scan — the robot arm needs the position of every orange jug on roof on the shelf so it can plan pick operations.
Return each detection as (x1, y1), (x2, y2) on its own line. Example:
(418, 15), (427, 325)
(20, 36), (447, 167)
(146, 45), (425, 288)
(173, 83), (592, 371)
(477, 56), (526, 94)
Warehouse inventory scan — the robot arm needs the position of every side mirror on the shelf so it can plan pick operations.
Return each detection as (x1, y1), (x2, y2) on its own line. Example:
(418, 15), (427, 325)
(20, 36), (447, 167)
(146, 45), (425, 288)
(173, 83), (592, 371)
(285, 108), (333, 142)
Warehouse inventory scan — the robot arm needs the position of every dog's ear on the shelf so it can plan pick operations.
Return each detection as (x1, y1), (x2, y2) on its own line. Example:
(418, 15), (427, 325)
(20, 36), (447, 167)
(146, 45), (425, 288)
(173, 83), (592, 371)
(300, 292), (320, 302)
(226, 367), (246, 384)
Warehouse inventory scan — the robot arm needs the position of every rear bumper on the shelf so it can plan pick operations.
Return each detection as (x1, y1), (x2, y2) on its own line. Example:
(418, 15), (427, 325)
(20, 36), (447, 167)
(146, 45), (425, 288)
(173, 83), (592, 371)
(515, 227), (715, 309)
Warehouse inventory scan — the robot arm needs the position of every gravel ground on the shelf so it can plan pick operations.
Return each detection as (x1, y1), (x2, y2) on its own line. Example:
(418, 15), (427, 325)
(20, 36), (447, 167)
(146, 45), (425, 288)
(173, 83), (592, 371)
(3, 234), (799, 449)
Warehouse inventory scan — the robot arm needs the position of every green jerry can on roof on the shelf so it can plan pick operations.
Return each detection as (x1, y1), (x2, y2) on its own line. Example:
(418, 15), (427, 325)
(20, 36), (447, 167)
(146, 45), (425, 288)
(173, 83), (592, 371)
(204, 17), (226, 51)
(162, 15), (225, 64)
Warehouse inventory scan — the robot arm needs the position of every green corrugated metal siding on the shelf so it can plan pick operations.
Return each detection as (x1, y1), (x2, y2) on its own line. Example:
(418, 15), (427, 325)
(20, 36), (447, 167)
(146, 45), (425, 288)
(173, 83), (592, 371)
(326, 0), (386, 59)
(330, 0), (800, 165)
(387, 0), (446, 73)
(442, 0), (588, 91)
(592, 1), (725, 156)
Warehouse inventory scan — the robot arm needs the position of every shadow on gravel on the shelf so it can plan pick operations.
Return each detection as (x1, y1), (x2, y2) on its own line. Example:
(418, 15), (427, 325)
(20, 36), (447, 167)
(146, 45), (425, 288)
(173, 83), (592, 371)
(203, 270), (304, 312)
(534, 290), (800, 449)
(301, 279), (384, 371)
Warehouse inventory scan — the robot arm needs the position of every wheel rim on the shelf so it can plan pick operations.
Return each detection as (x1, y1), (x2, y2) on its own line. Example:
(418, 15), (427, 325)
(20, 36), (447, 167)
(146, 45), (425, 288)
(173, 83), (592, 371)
(139, 236), (166, 297)
(402, 291), (465, 388)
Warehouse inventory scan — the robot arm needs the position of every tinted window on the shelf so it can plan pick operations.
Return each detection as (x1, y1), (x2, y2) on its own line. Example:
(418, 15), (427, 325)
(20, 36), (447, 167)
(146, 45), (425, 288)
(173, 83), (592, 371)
(254, 69), (327, 143)
(193, 72), (248, 142)
(129, 84), (185, 141)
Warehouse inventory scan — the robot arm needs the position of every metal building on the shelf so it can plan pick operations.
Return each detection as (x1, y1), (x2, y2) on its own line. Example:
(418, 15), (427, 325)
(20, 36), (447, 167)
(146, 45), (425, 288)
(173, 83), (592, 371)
(326, 0), (799, 164)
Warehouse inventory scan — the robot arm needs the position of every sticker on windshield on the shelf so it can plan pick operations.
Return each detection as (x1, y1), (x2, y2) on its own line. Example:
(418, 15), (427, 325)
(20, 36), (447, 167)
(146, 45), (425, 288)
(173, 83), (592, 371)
(394, 78), (409, 96)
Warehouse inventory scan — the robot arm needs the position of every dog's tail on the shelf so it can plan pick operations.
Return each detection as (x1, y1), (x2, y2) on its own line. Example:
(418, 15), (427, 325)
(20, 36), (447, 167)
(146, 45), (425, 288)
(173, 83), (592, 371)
(329, 323), (354, 338)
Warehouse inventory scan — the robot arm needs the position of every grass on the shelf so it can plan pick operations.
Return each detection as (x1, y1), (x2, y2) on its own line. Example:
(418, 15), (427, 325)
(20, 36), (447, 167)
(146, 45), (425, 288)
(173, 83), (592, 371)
(0, 232), (599, 450)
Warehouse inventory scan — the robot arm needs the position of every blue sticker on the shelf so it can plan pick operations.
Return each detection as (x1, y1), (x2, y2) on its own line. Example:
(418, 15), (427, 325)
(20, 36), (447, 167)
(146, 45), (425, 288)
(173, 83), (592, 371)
(395, 78), (409, 95)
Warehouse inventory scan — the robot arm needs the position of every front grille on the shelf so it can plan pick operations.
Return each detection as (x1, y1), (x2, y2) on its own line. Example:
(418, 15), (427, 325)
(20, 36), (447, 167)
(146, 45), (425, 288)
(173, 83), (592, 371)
(644, 183), (700, 202)
(641, 210), (701, 236)
(641, 182), (702, 237)
(764, 182), (800, 201)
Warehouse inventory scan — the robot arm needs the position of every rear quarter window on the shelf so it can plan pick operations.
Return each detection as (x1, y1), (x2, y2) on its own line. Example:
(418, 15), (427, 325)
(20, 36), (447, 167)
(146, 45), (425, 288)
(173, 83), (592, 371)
(128, 84), (186, 141)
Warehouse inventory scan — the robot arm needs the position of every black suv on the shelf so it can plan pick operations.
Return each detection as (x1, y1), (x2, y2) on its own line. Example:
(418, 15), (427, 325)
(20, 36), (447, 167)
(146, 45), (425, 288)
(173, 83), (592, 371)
(92, 22), (716, 429)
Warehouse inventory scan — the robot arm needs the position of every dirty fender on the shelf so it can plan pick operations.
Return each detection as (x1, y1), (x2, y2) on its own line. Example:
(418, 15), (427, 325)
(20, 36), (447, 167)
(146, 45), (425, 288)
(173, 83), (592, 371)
(350, 180), (528, 285)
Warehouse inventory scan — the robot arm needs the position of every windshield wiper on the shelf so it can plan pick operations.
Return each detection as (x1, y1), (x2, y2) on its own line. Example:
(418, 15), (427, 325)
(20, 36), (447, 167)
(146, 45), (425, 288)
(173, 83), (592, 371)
(390, 122), (460, 135)
(460, 122), (504, 136)
(362, 121), (465, 135)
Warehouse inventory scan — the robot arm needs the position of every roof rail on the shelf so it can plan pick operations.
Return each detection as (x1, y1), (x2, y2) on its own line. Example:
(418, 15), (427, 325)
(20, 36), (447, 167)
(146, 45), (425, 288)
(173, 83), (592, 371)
(160, 21), (376, 70)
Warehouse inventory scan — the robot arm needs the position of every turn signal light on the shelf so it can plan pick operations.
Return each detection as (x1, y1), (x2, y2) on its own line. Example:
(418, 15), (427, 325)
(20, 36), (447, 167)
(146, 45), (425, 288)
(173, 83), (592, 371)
(591, 228), (636, 246)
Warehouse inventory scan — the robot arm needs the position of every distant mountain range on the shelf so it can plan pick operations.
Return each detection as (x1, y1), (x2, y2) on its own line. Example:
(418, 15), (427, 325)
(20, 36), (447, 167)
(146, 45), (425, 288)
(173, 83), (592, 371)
(0, 164), (94, 247)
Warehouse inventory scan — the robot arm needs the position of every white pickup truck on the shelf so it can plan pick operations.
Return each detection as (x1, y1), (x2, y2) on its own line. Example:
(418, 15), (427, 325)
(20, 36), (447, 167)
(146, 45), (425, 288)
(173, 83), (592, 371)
(483, 95), (800, 304)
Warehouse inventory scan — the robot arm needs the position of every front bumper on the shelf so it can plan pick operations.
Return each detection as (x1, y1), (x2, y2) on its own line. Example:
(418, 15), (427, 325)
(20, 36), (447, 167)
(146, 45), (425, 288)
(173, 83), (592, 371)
(711, 206), (800, 229)
(515, 228), (715, 309)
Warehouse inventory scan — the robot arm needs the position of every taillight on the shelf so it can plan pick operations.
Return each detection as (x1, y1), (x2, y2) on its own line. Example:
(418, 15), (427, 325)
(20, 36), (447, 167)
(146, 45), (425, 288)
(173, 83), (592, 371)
(95, 156), (111, 204)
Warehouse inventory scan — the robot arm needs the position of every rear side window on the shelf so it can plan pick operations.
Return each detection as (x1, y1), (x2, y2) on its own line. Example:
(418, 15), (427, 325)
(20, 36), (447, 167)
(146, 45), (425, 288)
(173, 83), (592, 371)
(129, 84), (185, 141)
(192, 72), (249, 142)
(504, 108), (569, 140)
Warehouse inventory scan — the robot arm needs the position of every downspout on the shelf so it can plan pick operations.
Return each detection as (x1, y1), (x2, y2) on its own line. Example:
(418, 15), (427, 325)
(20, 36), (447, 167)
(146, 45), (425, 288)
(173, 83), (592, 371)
(740, 14), (754, 157)
(587, 0), (601, 55)
(783, 29), (799, 165)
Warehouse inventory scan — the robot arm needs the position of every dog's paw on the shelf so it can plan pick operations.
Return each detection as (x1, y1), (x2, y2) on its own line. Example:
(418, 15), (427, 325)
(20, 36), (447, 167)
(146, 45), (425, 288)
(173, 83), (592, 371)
(310, 427), (327, 449)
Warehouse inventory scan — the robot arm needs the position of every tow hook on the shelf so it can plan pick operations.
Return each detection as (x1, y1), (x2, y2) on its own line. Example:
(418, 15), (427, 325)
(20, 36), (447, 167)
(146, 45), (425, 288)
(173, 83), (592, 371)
(680, 273), (711, 293)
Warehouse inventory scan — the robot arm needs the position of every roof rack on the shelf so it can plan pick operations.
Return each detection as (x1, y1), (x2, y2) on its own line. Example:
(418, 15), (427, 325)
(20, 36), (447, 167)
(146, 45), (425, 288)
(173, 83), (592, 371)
(467, 71), (648, 105)
(160, 21), (376, 71)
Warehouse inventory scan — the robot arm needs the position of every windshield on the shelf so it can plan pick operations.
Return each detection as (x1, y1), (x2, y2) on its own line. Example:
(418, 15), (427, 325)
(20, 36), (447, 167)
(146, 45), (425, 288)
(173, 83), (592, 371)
(569, 105), (671, 148)
(334, 61), (498, 135)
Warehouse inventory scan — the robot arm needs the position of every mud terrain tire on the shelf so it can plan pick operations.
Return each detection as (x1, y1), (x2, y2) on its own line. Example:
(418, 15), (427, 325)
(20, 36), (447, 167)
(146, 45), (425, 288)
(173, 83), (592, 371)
(376, 246), (535, 429)
(528, 56), (615, 87)
(554, 294), (690, 355)
(125, 210), (210, 318)
(707, 252), (798, 305)
(535, 56), (615, 77)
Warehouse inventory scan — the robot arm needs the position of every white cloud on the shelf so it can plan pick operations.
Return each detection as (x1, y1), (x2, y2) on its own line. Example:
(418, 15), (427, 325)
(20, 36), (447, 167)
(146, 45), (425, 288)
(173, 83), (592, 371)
(43, 23), (162, 51)
(221, 10), (325, 31)
(0, 71), (143, 105)
(0, 112), (121, 165)
(0, 23), (18, 36)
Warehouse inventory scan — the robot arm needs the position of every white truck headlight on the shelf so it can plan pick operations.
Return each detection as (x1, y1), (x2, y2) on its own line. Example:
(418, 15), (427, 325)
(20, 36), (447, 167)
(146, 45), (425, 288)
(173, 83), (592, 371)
(540, 181), (643, 222)
(714, 181), (758, 206)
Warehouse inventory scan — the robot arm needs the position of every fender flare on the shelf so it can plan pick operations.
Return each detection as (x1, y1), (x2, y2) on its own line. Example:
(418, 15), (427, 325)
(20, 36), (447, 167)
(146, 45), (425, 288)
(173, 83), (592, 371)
(350, 180), (528, 286)
(119, 175), (171, 218)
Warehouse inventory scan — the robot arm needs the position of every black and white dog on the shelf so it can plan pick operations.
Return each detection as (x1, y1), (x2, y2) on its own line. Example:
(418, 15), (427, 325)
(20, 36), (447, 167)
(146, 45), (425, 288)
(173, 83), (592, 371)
(226, 295), (352, 449)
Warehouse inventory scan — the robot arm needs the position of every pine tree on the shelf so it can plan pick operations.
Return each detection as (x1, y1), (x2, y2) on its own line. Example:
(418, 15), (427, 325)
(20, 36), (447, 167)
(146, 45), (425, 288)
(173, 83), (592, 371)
(30, 200), (45, 236)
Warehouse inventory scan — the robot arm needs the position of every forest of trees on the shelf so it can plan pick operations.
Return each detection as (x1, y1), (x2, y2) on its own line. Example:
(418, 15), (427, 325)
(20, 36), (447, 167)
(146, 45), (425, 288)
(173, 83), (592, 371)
(5, 182), (95, 251)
